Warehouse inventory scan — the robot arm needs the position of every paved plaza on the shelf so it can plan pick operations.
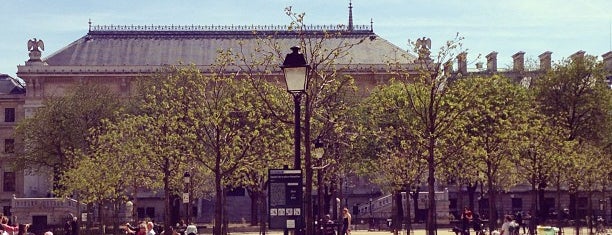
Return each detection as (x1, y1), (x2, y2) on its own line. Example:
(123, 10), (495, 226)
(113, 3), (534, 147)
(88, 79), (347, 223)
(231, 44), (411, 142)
(227, 227), (600, 235)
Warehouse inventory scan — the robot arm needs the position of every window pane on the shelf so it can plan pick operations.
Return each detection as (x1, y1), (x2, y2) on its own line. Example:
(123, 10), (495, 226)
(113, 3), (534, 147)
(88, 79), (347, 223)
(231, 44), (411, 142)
(3, 172), (15, 192)
(4, 108), (15, 122)
(4, 139), (14, 153)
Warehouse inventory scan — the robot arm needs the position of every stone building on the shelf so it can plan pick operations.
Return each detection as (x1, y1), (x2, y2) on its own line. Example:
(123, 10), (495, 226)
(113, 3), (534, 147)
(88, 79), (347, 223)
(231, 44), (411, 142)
(0, 73), (25, 215)
(5, 3), (612, 229)
(11, 4), (422, 226)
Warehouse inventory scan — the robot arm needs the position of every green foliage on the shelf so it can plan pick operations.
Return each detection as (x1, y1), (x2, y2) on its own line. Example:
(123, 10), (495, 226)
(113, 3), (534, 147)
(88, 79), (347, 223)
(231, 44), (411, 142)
(533, 54), (610, 143)
(532, 53), (611, 193)
(360, 80), (427, 192)
(453, 75), (533, 190)
(14, 84), (124, 183)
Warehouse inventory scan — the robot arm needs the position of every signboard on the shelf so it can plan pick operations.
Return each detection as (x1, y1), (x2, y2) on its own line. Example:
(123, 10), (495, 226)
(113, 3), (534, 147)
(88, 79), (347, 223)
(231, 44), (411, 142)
(268, 169), (303, 230)
(182, 193), (190, 203)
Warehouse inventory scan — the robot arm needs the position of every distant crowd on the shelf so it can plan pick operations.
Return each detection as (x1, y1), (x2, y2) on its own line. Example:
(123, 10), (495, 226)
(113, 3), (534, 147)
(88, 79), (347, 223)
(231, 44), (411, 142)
(452, 207), (539, 235)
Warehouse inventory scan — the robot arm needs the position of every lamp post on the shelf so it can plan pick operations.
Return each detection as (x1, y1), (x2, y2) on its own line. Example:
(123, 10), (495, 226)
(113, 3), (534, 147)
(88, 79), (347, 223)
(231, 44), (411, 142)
(281, 46), (310, 234)
(313, 139), (325, 235)
(183, 171), (191, 224)
(369, 197), (373, 230)
(281, 46), (310, 170)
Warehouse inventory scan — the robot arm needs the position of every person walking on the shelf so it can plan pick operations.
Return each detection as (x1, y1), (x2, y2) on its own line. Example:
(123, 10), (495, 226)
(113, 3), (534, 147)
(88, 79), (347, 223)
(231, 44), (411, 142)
(70, 215), (79, 235)
(340, 208), (352, 235)
(515, 212), (524, 235)
(501, 215), (512, 235)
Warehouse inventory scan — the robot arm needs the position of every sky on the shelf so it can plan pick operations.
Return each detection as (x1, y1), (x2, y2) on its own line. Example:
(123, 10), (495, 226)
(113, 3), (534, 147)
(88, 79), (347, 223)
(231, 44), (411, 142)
(1, 0), (611, 79)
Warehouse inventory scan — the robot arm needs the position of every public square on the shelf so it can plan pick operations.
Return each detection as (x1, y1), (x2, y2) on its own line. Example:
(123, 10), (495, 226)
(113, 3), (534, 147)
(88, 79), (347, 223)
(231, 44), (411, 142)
(228, 227), (598, 235)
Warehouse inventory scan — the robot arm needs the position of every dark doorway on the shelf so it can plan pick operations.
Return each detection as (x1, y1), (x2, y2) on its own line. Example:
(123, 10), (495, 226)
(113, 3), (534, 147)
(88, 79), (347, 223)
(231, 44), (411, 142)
(31, 215), (48, 234)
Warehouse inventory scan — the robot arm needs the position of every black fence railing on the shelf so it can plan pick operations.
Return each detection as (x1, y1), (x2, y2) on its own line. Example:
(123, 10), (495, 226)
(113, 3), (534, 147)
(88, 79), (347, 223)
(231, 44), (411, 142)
(89, 24), (372, 32)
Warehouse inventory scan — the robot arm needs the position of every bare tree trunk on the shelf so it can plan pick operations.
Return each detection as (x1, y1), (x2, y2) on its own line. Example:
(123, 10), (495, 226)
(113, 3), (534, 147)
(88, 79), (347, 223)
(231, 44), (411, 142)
(214, 168), (223, 235)
(249, 190), (259, 226)
(488, 176), (497, 232)
(406, 185), (413, 235)
(427, 136), (437, 235)
(467, 183), (478, 212)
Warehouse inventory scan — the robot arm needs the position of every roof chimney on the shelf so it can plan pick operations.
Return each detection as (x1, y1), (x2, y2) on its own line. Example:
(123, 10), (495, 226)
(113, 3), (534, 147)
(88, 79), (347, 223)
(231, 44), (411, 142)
(570, 50), (586, 61)
(444, 60), (453, 76)
(486, 51), (498, 72)
(602, 51), (612, 73)
(512, 51), (525, 71)
(538, 51), (552, 71)
(348, 0), (354, 31)
(457, 52), (467, 75)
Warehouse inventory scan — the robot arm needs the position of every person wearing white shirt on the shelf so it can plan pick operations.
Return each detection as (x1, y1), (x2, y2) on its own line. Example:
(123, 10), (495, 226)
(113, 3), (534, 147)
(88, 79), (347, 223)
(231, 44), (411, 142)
(185, 223), (197, 235)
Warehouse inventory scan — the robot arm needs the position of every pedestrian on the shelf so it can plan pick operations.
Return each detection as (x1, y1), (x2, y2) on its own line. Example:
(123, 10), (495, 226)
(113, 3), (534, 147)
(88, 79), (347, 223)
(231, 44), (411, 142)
(0, 216), (18, 233)
(185, 222), (197, 235)
(17, 223), (29, 235)
(71, 215), (79, 235)
(461, 207), (473, 235)
(64, 214), (74, 235)
(134, 223), (147, 235)
(323, 214), (336, 235)
(340, 207), (352, 235)
(526, 211), (536, 235)
(472, 213), (484, 235)
(515, 212), (523, 234)
(124, 222), (136, 235)
(146, 221), (156, 235)
(501, 215), (512, 235)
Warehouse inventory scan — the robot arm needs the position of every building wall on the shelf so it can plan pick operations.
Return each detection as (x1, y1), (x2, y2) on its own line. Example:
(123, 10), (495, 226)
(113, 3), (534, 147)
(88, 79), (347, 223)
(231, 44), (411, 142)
(0, 91), (26, 214)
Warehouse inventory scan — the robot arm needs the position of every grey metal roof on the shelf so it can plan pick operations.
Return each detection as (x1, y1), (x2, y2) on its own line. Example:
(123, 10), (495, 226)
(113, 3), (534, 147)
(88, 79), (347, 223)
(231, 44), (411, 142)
(44, 25), (415, 67)
(0, 74), (26, 94)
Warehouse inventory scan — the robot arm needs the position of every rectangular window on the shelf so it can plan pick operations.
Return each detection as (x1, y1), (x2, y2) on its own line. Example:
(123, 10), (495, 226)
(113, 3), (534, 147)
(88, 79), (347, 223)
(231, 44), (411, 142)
(577, 197), (588, 208)
(137, 207), (145, 219)
(3, 172), (15, 192)
(4, 108), (15, 122)
(4, 139), (14, 153)
(512, 198), (523, 211)
(146, 207), (155, 219)
(2, 206), (10, 216)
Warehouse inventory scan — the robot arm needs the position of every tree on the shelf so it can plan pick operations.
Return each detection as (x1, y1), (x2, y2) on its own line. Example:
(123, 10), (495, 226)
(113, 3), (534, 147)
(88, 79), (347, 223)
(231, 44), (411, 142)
(182, 53), (291, 235)
(533, 53), (610, 144)
(14, 84), (124, 192)
(360, 80), (428, 234)
(454, 75), (532, 230)
(235, 7), (368, 235)
(532, 53), (611, 227)
(388, 34), (477, 235)
(108, 60), (291, 235)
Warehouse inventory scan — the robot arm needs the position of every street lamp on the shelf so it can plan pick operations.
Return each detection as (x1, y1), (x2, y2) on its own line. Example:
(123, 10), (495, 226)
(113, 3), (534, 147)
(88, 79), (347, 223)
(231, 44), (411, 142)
(369, 198), (373, 230)
(183, 171), (191, 224)
(281, 46), (310, 235)
(281, 46), (310, 170)
(313, 138), (325, 235)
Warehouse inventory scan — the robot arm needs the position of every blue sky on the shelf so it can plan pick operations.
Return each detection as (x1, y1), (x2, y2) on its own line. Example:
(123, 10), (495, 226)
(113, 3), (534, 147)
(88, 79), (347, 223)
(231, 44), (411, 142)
(1, 0), (611, 79)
